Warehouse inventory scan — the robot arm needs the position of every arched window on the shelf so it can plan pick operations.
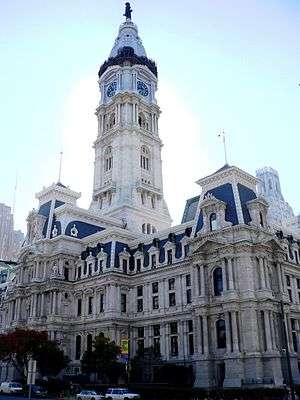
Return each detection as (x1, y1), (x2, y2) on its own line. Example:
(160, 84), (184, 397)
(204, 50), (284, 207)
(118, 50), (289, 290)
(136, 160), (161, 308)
(147, 223), (151, 234)
(213, 267), (223, 296)
(142, 223), (146, 234)
(138, 112), (146, 129)
(209, 213), (218, 231)
(268, 179), (272, 190)
(152, 226), (157, 234)
(75, 335), (81, 360)
(109, 113), (116, 129)
(140, 146), (150, 171)
(216, 319), (226, 349)
(104, 146), (113, 172)
(87, 334), (93, 353)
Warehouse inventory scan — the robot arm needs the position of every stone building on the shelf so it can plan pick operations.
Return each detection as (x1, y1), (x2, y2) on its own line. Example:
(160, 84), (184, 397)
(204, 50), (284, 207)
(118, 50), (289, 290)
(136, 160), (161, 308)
(0, 203), (24, 261)
(2, 3), (300, 390)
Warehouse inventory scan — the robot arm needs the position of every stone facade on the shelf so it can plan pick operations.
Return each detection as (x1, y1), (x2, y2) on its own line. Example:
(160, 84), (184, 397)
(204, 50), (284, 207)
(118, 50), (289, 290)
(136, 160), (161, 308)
(1, 4), (300, 391)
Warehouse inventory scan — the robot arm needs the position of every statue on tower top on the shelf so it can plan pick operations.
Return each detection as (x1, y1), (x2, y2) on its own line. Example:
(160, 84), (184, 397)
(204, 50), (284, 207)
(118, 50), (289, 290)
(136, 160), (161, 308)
(124, 2), (132, 20)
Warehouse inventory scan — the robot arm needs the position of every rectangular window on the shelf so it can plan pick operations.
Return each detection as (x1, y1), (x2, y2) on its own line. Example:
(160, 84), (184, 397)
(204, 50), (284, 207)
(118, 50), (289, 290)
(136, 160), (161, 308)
(154, 337), (160, 355)
(88, 297), (93, 314)
(169, 278), (175, 291)
(153, 324), (160, 336)
(137, 339), (144, 353)
(152, 295), (159, 310)
(136, 258), (142, 271)
(186, 274), (191, 287)
(286, 275), (291, 286)
(122, 259), (128, 272)
(100, 294), (104, 312)
(121, 293), (127, 313)
(167, 249), (173, 265)
(288, 289), (293, 302)
(137, 298), (143, 312)
(77, 266), (82, 279)
(297, 279), (300, 290)
(137, 285), (143, 297)
(152, 282), (159, 293)
(138, 327), (144, 338)
(186, 289), (192, 304)
(188, 334), (194, 355)
(99, 259), (103, 270)
(170, 336), (178, 356)
(77, 298), (82, 316)
(169, 292), (176, 307)
(188, 320), (193, 332)
(170, 322), (178, 334)
(151, 254), (156, 268)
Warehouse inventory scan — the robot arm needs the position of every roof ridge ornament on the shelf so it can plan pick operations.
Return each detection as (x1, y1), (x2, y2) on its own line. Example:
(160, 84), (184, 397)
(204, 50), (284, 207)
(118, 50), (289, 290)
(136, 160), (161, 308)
(124, 2), (133, 20)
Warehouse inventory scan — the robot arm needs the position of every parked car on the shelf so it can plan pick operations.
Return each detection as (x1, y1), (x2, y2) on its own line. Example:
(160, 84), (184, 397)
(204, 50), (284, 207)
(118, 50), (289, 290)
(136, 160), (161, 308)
(0, 382), (23, 394)
(26, 384), (48, 397)
(76, 390), (105, 400)
(105, 388), (140, 400)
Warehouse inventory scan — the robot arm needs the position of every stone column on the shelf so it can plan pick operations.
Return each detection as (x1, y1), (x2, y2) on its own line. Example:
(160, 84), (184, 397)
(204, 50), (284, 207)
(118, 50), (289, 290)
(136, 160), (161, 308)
(231, 311), (240, 352)
(277, 262), (283, 293)
(52, 291), (57, 315)
(264, 260), (270, 289)
(222, 259), (227, 292)
(259, 257), (266, 289)
(43, 261), (47, 280)
(225, 312), (231, 353)
(177, 275), (183, 306)
(30, 295), (34, 317)
(57, 291), (62, 315)
(264, 310), (272, 351)
(200, 265), (205, 296)
(228, 258), (234, 290)
(41, 293), (45, 316)
(202, 315), (209, 355)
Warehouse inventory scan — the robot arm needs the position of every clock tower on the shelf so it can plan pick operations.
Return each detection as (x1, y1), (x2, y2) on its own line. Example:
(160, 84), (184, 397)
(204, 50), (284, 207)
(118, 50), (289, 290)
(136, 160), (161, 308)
(91, 3), (172, 233)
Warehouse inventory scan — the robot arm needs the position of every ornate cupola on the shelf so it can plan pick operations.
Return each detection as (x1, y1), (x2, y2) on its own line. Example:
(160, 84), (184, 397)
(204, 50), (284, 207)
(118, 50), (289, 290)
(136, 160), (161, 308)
(91, 3), (171, 234)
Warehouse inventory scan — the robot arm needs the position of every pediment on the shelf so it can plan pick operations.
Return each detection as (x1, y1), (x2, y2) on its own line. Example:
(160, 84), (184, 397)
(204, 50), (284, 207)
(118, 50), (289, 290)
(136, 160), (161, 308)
(191, 236), (227, 254)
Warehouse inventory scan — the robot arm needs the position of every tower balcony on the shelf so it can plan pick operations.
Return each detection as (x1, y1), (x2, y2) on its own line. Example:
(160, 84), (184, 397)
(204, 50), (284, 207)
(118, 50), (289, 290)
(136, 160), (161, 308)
(93, 181), (117, 199)
(136, 179), (162, 197)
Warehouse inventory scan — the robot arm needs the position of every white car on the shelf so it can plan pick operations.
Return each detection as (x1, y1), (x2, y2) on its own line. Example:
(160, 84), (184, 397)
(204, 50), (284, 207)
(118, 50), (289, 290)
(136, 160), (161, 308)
(76, 390), (105, 400)
(105, 388), (140, 400)
(0, 382), (23, 394)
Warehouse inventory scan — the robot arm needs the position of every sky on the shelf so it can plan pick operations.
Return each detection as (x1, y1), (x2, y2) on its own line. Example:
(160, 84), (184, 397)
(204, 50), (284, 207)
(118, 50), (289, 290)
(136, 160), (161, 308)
(1, 0), (300, 233)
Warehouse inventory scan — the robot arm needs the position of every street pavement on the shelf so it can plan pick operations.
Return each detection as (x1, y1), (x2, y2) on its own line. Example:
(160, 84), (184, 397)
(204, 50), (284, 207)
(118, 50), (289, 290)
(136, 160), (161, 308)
(0, 396), (55, 400)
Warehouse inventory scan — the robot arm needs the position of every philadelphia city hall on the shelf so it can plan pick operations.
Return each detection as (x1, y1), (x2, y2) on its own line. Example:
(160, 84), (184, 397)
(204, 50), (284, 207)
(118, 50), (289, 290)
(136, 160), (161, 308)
(2, 3), (300, 390)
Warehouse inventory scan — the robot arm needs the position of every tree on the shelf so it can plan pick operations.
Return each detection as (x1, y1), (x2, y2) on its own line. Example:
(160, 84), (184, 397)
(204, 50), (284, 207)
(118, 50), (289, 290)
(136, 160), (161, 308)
(130, 346), (161, 383)
(0, 329), (69, 379)
(81, 333), (124, 383)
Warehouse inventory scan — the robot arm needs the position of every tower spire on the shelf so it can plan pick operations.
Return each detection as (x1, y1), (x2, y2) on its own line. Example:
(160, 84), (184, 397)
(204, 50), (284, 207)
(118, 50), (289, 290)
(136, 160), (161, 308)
(218, 130), (229, 165)
(124, 2), (133, 20)
(58, 150), (63, 183)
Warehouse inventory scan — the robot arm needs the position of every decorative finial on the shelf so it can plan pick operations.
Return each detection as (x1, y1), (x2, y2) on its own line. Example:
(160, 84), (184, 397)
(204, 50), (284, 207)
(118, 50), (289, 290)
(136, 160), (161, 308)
(218, 131), (229, 165)
(124, 2), (132, 20)
(58, 150), (63, 183)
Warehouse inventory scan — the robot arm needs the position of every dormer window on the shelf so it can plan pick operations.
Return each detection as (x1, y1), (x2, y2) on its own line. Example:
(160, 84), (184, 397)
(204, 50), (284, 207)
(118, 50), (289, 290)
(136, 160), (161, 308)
(151, 254), (156, 268)
(209, 213), (218, 231)
(259, 212), (264, 227)
(167, 249), (173, 265)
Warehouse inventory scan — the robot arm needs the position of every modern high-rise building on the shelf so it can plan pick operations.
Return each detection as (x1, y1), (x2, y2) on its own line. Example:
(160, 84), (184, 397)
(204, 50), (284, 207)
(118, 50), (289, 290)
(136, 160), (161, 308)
(2, 4), (300, 391)
(0, 203), (24, 261)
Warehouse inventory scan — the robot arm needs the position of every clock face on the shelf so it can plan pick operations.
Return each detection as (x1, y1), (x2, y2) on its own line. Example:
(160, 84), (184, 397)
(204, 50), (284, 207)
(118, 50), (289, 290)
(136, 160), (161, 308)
(137, 81), (149, 97)
(106, 81), (117, 97)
